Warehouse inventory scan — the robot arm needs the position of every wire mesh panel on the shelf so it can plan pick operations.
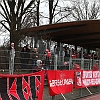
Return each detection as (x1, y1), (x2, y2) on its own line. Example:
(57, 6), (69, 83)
(0, 49), (100, 74)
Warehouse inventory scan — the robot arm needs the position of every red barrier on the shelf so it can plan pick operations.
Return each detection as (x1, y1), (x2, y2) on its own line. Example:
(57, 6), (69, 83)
(47, 70), (74, 96)
(0, 71), (44, 100)
(1, 69), (100, 99)
(75, 70), (100, 88)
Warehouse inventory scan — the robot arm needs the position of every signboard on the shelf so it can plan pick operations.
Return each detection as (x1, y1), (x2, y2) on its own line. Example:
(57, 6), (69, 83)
(75, 70), (100, 88)
(47, 70), (74, 96)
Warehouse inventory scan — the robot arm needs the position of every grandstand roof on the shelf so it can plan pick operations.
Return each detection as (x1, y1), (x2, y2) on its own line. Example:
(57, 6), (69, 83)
(21, 20), (100, 50)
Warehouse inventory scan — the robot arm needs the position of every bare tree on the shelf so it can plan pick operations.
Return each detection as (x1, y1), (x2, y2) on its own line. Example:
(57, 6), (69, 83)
(48, 0), (68, 24)
(63, 0), (100, 21)
(0, 0), (37, 49)
(39, 0), (72, 24)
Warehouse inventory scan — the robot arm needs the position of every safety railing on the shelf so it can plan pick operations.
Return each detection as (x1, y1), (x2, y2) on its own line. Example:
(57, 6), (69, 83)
(0, 49), (100, 73)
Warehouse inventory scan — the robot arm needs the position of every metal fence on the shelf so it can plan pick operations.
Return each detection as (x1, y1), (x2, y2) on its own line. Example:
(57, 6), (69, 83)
(0, 49), (100, 74)
(0, 49), (100, 100)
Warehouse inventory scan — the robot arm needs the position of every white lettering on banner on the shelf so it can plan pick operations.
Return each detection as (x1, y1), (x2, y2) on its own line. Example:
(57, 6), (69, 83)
(76, 71), (100, 87)
(49, 79), (73, 87)
(93, 71), (100, 78)
(83, 71), (92, 78)
(83, 78), (100, 86)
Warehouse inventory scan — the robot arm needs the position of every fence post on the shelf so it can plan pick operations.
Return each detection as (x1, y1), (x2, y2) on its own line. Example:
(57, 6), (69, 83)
(89, 59), (92, 70)
(52, 96), (55, 100)
(52, 54), (58, 100)
(79, 47), (84, 97)
(54, 54), (58, 70)
(79, 88), (83, 97)
(97, 60), (100, 92)
(9, 49), (15, 74)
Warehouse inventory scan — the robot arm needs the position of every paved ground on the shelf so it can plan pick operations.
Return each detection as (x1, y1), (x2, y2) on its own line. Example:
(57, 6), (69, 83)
(43, 85), (100, 100)
(79, 93), (100, 100)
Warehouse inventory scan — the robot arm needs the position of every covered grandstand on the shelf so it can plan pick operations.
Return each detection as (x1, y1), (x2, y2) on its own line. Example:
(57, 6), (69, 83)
(21, 20), (100, 50)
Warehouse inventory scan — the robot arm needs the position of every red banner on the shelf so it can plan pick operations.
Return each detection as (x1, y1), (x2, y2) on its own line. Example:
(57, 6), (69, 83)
(75, 70), (100, 88)
(0, 71), (44, 100)
(47, 70), (74, 96)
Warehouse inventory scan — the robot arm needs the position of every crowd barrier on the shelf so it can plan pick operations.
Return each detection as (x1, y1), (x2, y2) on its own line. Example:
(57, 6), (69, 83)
(0, 49), (100, 73)
(0, 70), (100, 100)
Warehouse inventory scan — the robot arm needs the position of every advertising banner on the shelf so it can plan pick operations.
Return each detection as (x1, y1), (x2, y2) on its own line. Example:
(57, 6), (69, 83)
(0, 70), (44, 100)
(75, 70), (100, 88)
(47, 70), (74, 96)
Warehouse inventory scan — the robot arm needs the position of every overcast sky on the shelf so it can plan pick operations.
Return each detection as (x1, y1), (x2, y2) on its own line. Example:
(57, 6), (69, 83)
(0, 0), (70, 46)
(0, 0), (100, 46)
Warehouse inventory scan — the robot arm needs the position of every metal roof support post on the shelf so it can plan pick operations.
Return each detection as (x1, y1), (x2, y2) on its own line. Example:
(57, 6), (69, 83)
(58, 50), (60, 69)
(92, 54), (94, 66)
(58, 42), (62, 69)
(81, 47), (84, 69)
(69, 47), (72, 70)
(62, 52), (64, 66)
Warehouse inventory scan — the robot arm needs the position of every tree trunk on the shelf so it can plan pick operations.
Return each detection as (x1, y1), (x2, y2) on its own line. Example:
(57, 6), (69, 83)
(49, 0), (54, 24)
(37, 0), (40, 26)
